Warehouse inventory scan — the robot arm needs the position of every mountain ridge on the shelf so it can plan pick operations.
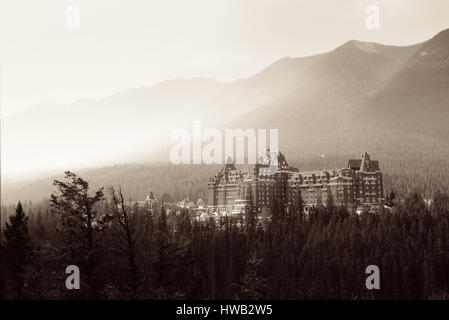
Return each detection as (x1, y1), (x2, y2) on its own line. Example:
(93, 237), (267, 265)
(2, 29), (449, 182)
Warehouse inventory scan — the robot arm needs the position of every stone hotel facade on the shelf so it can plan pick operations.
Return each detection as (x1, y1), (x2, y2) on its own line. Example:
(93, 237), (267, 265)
(207, 150), (384, 214)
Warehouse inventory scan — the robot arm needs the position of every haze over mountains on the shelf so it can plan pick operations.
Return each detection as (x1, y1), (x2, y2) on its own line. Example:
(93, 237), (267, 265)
(2, 29), (449, 202)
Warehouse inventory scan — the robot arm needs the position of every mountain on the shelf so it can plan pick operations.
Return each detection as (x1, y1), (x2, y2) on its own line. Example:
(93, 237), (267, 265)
(357, 30), (449, 139)
(1, 55), (334, 178)
(228, 30), (449, 160)
(1, 78), (228, 178)
(229, 39), (419, 137)
(2, 29), (449, 197)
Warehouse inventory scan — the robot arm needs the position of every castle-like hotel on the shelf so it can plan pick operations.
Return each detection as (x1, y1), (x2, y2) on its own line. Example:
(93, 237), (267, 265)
(208, 150), (384, 215)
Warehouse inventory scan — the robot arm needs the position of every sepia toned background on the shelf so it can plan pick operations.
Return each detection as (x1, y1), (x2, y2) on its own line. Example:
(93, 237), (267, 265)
(1, 0), (449, 179)
(2, 0), (449, 301)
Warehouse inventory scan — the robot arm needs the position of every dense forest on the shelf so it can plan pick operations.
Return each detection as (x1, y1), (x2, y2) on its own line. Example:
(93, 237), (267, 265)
(1, 171), (449, 300)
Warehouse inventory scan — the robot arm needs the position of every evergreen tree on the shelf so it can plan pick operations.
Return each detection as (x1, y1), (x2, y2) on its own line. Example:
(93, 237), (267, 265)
(151, 207), (173, 298)
(50, 171), (104, 298)
(326, 189), (335, 208)
(237, 252), (269, 299)
(0, 242), (5, 299)
(3, 201), (32, 299)
(296, 191), (304, 217)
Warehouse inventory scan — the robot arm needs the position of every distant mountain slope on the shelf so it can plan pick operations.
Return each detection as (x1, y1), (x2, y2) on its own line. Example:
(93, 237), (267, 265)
(2, 29), (449, 196)
(357, 29), (449, 139)
(230, 39), (420, 130)
(228, 30), (449, 162)
(1, 78), (228, 177)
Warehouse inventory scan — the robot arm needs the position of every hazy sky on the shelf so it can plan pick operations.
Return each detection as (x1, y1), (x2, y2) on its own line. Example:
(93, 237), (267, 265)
(1, 0), (448, 117)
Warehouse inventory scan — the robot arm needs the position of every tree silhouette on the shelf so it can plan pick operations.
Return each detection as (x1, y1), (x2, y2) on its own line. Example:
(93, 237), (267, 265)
(3, 202), (32, 299)
(50, 171), (104, 298)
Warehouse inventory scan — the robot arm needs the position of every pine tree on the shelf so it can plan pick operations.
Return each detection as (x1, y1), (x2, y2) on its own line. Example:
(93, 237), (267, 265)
(326, 189), (335, 209)
(151, 207), (174, 298)
(50, 171), (104, 298)
(3, 201), (32, 299)
(0, 242), (5, 299)
(237, 252), (269, 299)
(296, 191), (304, 218)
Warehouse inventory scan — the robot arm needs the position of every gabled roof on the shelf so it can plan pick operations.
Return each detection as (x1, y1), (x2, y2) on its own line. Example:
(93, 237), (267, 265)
(348, 152), (380, 172)
(370, 160), (379, 171)
(225, 162), (237, 171)
(224, 157), (236, 171)
(348, 159), (362, 170)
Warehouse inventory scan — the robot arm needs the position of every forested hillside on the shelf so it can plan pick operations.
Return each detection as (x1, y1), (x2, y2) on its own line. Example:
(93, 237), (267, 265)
(3, 146), (449, 207)
(1, 172), (449, 299)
